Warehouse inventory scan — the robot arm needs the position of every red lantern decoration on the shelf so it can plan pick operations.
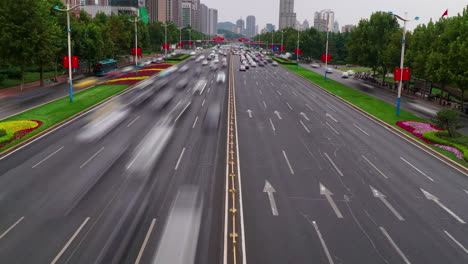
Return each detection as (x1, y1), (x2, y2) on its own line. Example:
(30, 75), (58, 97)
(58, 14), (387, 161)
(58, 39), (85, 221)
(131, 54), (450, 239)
(63, 56), (79, 68)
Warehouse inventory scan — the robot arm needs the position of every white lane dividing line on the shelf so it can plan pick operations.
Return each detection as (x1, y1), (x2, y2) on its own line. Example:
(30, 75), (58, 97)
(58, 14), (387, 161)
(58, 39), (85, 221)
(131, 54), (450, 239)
(263, 101), (268, 109)
(135, 218), (157, 264)
(305, 104), (314, 111)
(256, 81), (259, 86)
(80, 147), (104, 169)
(353, 123), (369, 136)
(444, 230), (468, 255)
(282, 150), (295, 175)
(277, 90), (282, 96)
(326, 113), (338, 123)
(259, 89), (263, 95)
(292, 91), (298, 96)
(299, 120), (311, 133)
(362, 156), (388, 179)
(207, 87), (211, 94)
(32, 146), (64, 169)
(312, 221), (335, 264)
(286, 102), (293, 111)
(325, 122), (339, 135)
(127, 115), (141, 127)
(202, 99), (206, 107)
(379, 227), (411, 264)
(326, 104), (337, 113)
(50, 217), (90, 264)
(324, 152), (343, 177)
(269, 118), (276, 132)
(0, 217), (24, 240)
(192, 116), (199, 129)
(400, 157), (434, 182)
(175, 101), (192, 122)
(464, 189), (468, 195)
(174, 147), (186, 170)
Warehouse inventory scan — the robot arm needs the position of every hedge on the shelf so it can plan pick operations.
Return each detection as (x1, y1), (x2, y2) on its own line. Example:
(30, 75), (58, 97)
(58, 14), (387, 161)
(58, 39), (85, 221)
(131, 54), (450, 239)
(167, 54), (191, 61)
(0, 129), (14, 144)
(270, 56), (297, 65)
(423, 131), (468, 161)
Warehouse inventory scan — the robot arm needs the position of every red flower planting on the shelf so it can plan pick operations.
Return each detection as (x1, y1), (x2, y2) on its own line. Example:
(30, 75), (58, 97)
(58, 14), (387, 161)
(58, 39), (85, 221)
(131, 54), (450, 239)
(105, 63), (175, 85)
(0, 120), (43, 149)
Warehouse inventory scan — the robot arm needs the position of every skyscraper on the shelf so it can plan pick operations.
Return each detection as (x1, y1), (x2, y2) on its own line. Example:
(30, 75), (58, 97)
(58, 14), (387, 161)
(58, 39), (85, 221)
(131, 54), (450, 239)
(208, 8), (218, 35)
(236, 18), (245, 35)
(200, 3), (209, 34)
(333, 21), (340, 33)
(266, 23), (275, 32)
(180, 1), (192, 28)
(246, 15), (256, 37)
(314, 9), (334, 32)
(278, 0), (296, 29)
(158, 0), (179, 26)
(302, 19), (309, 30)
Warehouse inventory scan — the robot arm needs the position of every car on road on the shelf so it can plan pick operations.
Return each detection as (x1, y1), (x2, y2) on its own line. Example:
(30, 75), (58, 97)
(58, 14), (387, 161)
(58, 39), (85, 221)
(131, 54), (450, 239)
(193, 79), (207, 95)
(195, 55), (205, 62)
(204, 102), (221, 131)
(202, 60), (209, 66)
(152, 90), (175, 111)
(347, 70), (355, 76)
(216, 72), (226, 84)
(272, 62), (278, 66)
(341, 72), (349, 78)
(325, 68), (333, 73)
(75, 77), (98, 89)
(310, 63), (320, 68)
(176, 78), (189, 90)
(178, 65), (189, 73)
(239, 65), (246, 71)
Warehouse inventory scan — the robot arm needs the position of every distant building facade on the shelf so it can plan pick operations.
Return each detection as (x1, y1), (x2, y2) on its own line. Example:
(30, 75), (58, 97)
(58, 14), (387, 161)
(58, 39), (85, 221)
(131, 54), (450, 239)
(341, 24), (355, 32)
(278, 0), (296, 29)
(314, 9), (334, 32)
(302, 19), (309, 30)
(266, 23), (275, 32)
(236, 18), (245, 35)
(246, 15), (256, 37)
(208, 8), (218, 35)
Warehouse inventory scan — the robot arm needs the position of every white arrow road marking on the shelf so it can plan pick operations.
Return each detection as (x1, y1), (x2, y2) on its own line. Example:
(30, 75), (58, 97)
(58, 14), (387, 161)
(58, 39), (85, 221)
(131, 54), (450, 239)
(353, 123), (369, 136)
(274, 110), (282, 120)
(380, 227), (411, 264)
(370, 185), (404, 221)
(362, 156), (388, 179)
(444, 230), (468, 255)
(282, 150), (295, 175)
(300, 112), (310, 121)
(421, 189), (465, 224)
(263, 180), (279, 216)
(324, 152), (343, 176)
(320, 183), (343, 218)
(247, 109), (253, 118)
(326, 113), (338, 123)
(401, 157), (434, 181)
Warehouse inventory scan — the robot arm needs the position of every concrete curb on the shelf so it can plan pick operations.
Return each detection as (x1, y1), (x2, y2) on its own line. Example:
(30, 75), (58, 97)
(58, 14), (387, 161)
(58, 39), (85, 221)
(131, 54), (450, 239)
(283, 66), (468, 175)
(0, 61), (183, 159)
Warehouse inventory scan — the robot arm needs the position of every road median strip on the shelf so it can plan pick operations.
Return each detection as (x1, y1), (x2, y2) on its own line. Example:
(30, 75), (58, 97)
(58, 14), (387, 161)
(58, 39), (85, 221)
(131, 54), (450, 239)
(283, 64), (468, 173)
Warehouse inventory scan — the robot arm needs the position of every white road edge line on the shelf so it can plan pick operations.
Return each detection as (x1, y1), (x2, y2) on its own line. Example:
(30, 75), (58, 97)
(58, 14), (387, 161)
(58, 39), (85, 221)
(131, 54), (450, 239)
(380, 226), (411, 264)
(325, 122), (339, 135)
(50, 217), (90, 264)
(80, 147), (105, 169)
(312, 221), (335, 264)
(286, 102), (293, 111)
(282, 150), (295, 175)
(305, 104), (314, 111)
(362, 155), (388, 179)
(300, 120), (311, 133)
(174, 147), (186, 170)
(175, 102), (192, 122)
(192, 116), (199, 129)
(326, 113), (338, 123)
(444, 230), (468, 255)
(400, 157), (434, 181)
(326, 104), (337, 112)
(353, 123), (369, 136)
(269, 118), (276, 132)
(277, 90), (282, 96)
(135, 218), (157, 264)
(32, 146), (64, 168)
(324, 152), (344, 176)
(127, 115), (141, 127)
(0, 217), (24, 240)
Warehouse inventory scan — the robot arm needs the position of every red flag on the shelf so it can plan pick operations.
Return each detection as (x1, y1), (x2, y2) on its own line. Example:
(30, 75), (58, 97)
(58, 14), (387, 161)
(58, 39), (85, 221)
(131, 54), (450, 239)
(441, 9), (448, 17)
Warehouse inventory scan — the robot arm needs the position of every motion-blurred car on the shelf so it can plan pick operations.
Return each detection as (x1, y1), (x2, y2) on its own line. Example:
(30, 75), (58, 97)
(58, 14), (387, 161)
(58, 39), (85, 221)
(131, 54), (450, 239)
(121, 66), (135, 73)
(310, 63), (320, 68)
(341, 72), (349, 78)
(193, 79), (207, 95)
(204, 102), (221, 131)
(178, 65), (189, 73)
(347, 70), (355, 76)
(74, 77), (98, 89)
(202, 60), (209, 66)
(176, 78), (189, 90)
(152, 90), (175, 111)
(239, 65), (246, 71)
(209, 62), (217, 71)
(193, 67), (202, 77)
(196, 55), (205, 62)
(216, 72), (226, 84)
(325, 68), (333, 73)
(272, 62), (278, 66)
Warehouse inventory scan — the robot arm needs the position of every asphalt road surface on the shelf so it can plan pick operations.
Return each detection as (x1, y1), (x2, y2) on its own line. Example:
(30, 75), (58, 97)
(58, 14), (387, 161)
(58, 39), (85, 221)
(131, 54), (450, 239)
(0, 51), (229, 264)
(234, 57), (468, 263)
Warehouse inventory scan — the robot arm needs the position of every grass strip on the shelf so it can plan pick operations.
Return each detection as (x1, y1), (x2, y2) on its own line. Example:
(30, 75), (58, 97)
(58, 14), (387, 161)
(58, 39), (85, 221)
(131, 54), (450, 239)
(337, 67), (371, 73)
(0, 84), (129, 152)
(284, 65), (467, 167)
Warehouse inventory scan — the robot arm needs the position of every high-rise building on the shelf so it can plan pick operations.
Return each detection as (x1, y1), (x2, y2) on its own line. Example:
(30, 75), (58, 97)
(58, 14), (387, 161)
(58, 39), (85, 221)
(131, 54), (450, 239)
(246, 15), (256, 37)
(158, 0), (179, 25)
(200, 4), (209, 34)
(302, 19), (309, 30)
(278, 0), (296, 29)
(341, 24), (355, 32)
(236, 18), (245, 35)
(314, 9), (334, 32)
(266, 23), (275, 32)
(180, 1), (192, 27)
(333, 21), (339, 33)
(208, 8), (218, 35)
(109, 0), (138, 5)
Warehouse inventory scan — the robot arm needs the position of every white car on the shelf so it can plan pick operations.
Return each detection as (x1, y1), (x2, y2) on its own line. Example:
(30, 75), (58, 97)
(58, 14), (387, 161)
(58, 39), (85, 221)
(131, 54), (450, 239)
(193, 79), (207, 95)
(202, 60), (209, 65)
(310, 63), (320, 68)
(341, 72), (349, 78)
(347, 70), (355, 76)
(216, 72), (226, 84)
(325, 68), (333, 73)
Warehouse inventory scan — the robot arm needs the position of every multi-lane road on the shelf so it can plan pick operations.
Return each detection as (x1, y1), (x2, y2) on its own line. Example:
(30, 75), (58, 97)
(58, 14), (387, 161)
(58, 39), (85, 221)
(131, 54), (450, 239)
(0, 48), (467, 264)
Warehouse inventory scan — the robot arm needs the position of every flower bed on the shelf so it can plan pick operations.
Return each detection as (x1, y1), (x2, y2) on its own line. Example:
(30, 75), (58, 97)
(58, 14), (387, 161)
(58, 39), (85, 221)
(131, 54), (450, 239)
(396, 121), (464, 160)
(104, 63), (175, 85)
(0, 120), (42, 148)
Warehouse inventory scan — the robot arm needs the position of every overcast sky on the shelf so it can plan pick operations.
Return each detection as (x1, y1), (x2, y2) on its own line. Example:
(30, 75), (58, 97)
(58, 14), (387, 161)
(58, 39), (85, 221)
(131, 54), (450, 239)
(201, 0), (467, 31)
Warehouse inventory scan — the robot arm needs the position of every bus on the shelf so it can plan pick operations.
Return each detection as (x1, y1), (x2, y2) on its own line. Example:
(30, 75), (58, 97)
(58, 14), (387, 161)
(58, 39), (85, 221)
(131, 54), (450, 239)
(93, 59), (117, 76)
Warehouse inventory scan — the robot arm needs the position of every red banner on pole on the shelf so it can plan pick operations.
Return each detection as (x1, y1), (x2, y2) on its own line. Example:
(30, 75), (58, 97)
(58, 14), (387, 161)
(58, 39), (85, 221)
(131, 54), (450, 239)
(162, 44), (170, 50)
(279, 46), (285, 51)
(394, 68), (401, 81)
(321, 54), (331, 62)
(131, 48), (142, 56)
(395, 68), (411, 81)
(402, 68), (411, 81)
(188, 41), (193, 45)
(177, 42), (183, 47)
(294, 49), (302, 55)
(63, 56), (79, 68)
(269, 45), (274, 48)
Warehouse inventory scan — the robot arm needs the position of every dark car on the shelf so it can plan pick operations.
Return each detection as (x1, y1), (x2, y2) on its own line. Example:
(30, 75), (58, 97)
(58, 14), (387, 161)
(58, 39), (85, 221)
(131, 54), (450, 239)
(204, 102), (221, 131)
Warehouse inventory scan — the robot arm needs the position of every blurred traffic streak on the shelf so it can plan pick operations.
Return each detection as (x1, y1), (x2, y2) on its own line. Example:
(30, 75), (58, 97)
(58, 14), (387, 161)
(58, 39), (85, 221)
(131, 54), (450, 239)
(216, 71), (226, 84)
(175, 78), (189, 90)
(178, 65), (189, 73)
(151, 90), (176, 111)
(121, 65), (135, 73)
(77, 100), (130, 143)
(204, 102), (221, 132)
(126, 119), (174, 176)
(407, 101), (438, 117)
(74, 77), (98, 89)
(152, 185), (203, 264)
(193, 79), (207, 95)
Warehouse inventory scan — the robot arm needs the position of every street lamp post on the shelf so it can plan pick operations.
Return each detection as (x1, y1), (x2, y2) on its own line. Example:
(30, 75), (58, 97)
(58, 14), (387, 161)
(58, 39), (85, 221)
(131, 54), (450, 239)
(271, 31), (274, 52)
(281, 30), (284, 54)
(188, 29), (192, 49)
(129, 15), (142, 75)
(296, 29), (300, 69)
(179, 27), (182, 49)
(164, 22), (168, 60)
(53, 1), (85, 103)
(389, 11), (419, 116)
(324, 28), (330, 81)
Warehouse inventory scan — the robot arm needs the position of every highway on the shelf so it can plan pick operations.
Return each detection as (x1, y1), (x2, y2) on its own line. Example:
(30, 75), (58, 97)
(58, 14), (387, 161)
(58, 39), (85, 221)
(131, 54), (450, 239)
(0, 51), (229, 264)
(233, 56), (468, 263)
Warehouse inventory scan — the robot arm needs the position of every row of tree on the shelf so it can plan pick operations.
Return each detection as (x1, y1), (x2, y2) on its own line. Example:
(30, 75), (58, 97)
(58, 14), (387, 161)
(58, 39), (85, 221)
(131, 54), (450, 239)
(0, 0), (208, 88)
(253, 7), (467, 106)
